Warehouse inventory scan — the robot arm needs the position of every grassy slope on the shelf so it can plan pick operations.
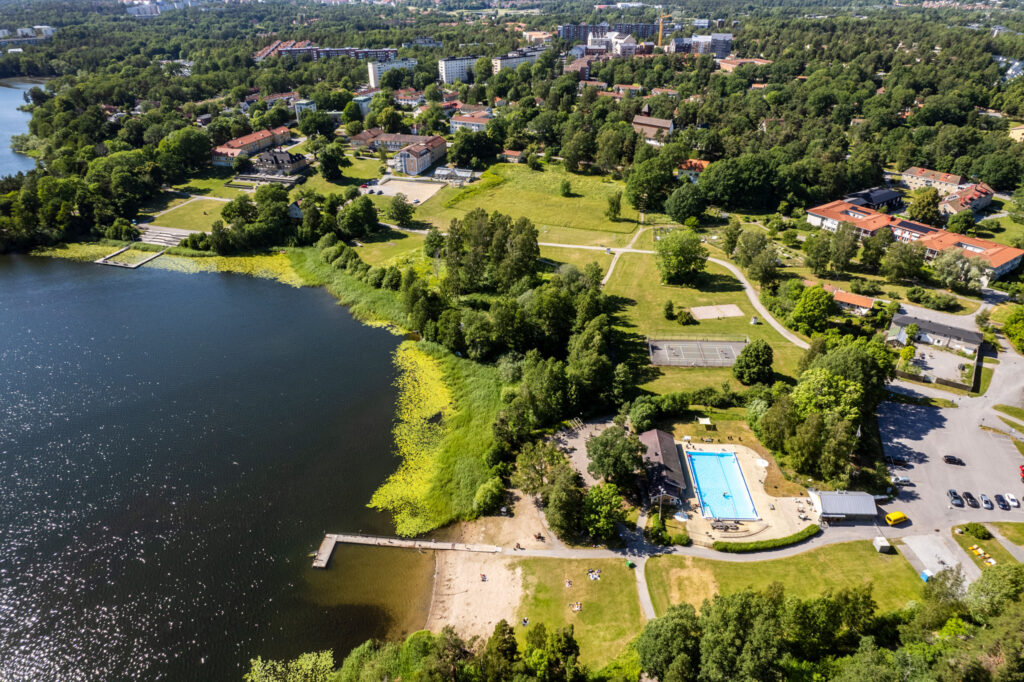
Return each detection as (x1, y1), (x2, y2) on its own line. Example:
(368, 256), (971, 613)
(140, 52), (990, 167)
(602, 253), (804, 393)
(152, 199), (228, 232)
(414, 163), (648, 246)
(646, 541), (922, 616)
(539, 244), (614, 275)
(353, 229), (426, 267)
(171, 167), (246, 199)
(516, 558), (644, 668)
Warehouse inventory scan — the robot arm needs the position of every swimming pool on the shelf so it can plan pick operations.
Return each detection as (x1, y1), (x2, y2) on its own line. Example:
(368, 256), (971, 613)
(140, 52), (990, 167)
(685, 450), (759, 520)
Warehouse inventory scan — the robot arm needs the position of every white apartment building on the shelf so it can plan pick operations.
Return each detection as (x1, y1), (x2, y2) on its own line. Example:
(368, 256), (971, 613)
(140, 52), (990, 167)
(367, 58), (418, 89)
(438, 55), (478, 84)
(491, 48), (546, 74)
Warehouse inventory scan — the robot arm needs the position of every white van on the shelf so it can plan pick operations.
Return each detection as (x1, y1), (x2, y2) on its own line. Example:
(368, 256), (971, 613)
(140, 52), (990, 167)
(891, 475), (910, 486)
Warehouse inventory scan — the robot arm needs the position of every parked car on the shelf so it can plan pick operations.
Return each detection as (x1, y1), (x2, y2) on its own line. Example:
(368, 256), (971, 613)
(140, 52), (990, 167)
(889, 456), (909, 467)
(891, 475), (911, 486)
(963, 492), (979, 508)
(885, 511), (909, 526)
(360, 184), (368, 188)
(980, 494), (994, 510)
(994, 494), (1011, 511)
(1007, 493), (1020, 508)
(412, 198), (420, 204)
(943, 455), (964, 465)
(948, 489), (965, 507)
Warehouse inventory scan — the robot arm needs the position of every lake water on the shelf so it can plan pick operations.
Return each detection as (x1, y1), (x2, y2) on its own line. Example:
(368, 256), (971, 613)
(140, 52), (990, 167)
(0, 78), (38, 177)
(0, 257), (435, 681)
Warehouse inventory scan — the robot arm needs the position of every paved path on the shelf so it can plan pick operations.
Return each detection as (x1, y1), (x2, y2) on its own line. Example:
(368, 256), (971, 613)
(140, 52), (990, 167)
(634, 556), (656, 619)
(987, 524), (1024, 562)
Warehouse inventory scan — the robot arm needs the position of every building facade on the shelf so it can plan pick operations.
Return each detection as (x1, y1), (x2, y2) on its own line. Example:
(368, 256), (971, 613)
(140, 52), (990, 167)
(252, 150), (309, 175)
(939, 183), (994, 216)
(438, 55), (478, 84)
(491, 47), (546, 73)
(902, 166), (965, 195)
(367, 58), (418, 89)
(394, 136), (446, 175)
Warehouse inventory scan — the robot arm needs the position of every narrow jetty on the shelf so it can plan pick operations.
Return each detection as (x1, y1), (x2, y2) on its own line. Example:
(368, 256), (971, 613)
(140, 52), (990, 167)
(312, 533), (501, 568)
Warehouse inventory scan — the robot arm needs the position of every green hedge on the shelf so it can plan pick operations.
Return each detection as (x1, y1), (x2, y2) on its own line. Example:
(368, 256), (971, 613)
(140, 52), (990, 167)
(712, 524), (820, 553)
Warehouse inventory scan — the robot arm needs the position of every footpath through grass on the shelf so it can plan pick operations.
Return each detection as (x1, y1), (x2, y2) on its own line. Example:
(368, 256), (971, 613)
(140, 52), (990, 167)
(646, 540), (921, 616)
(992, 522), (1024, 547)
(951, 527), (1020, 569)
(516, 558), (644, 668)
(415, 163), (644, 245)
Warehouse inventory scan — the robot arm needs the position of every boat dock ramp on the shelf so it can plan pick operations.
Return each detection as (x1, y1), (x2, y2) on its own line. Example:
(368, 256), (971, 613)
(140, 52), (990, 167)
(312, 533), (502, 568)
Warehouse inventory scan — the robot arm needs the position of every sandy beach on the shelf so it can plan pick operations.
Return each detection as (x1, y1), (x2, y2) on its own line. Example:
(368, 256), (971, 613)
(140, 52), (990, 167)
(424, 492), (552, 640)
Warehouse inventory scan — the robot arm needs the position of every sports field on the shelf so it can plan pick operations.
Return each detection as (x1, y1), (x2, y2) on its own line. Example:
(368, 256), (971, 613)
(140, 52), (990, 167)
(648, 339), (747, 367)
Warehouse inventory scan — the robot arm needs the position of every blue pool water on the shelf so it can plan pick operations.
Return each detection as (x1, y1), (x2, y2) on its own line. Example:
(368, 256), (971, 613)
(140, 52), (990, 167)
(685, 451), (759, 520)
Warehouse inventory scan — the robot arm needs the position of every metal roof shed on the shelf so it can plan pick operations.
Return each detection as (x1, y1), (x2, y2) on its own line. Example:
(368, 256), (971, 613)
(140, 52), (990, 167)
(809, 490), (878, 519)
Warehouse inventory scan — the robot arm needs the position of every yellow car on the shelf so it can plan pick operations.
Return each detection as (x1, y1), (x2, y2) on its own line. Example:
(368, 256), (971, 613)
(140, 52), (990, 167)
(885, 511), (908, 526)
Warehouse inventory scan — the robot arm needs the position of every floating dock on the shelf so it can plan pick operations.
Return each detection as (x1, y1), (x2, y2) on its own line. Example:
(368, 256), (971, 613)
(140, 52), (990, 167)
(95, 246), (166, 269)
(312, 533), (501, 568)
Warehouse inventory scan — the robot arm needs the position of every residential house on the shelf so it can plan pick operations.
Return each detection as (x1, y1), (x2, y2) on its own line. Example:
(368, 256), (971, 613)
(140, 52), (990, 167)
(211, 126), (291, 165)
(450, 112), (491, 133)
(394, 136), (447, 175)
(679, 158), (709, 183)
(842, 187), (903, 211)
(613, 83), (643, 96)
(902, 166), (965, 196)
(564, 56), (596, 79)
(887, 314), (984, 355)
(501, 149), (523, 163)
(650, 87), (680, 98)
(491, 47), (545, 74)
(832, 289), (875, 316)
(632, 115), (674, 145)
(252, 150), (308, 175)
(352, 130), (441, 152)
(639, 429), (686, 506)
(394, 88), (425, 107)
(916, 231), (1024, 280)
(939, 183), (994, 216)
(196, 113), (212, 127)
(578, 79), (608, 90)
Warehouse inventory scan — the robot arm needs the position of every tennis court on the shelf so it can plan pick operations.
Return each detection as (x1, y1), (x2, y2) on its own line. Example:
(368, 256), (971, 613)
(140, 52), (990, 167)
(647, 338), (747, 367)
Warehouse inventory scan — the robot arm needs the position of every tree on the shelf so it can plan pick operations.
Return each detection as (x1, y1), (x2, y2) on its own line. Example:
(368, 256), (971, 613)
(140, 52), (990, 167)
(664, 300), (676, 319)
(722, 218), (743, 256)
(298, 110), (335, 138)
(931, 248), (969, 288)
(803, 232), (832, 276)
(479, 620), (520, 681)
(789, 285), (835, 333)
(585, 425), (643, 486)
(830, 222), (859, 275)
(732, 339), (774, 385)
(606, 191), (622, 221)
(907, 186), (941, 226)
(473, 56), (493, 83)
(880, 240), (925, 282)
(748, 248), (779, 287)
(512, 440), (565, 495)
(792, 367), (864, 423)
(388, 193), (414, 228)
(734, 228), (767, 267)
(625, 158), (674, 211)
(636, 603), (702, 682)
(318, 142), (350, 181)
(545, 466), (583, 539)
(424, 226), (445, 257)
(966, 564), (1024, 622)
(860, 227), (893, 272)
(665, 183), (706, 224)
(560, 179), (571, 197)
(946, 209), (975, 234)
(655, 229), (708, 284)
(581, 483), (625, 542)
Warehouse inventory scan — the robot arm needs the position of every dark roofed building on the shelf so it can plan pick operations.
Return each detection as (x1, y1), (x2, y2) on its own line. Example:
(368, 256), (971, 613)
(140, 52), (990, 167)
(843, 186), (903, 211)
(639, 429), (686, 505)
(888, 313), (984, 355)
(809, 490), (877, 520)
(253, 150), (309, 175)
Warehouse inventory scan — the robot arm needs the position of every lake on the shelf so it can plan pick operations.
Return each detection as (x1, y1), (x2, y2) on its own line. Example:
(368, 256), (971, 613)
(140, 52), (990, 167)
(0, 257), (434, 681)
(0, 78), (39, 177)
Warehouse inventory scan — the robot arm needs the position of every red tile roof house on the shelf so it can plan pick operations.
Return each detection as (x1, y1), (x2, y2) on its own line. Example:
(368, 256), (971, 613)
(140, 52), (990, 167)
(939, 183), (994, 216)
(613, 83), (644, 96)
(577, 79), (608, 90)
(901, 166), (965, 196)
(832, 289), (876, 316)
(679, 158), (710, 183)
(449, 112), (491, 134)
(394, 136), (447, 176)
(501, 149), (523, 163)
(211, 126), (291, 165)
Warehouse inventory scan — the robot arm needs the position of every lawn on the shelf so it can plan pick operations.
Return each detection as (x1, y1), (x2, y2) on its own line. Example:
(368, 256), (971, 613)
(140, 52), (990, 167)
(414, 163), (647, 243)
(603, 253), (805, 386)
(951, 527), (1019, 569)
(992, 522), (1024, 547)
(995, 404), (1024, 422)
(293, 155), (382, 198)
(137, 191), (190, 217)
(153, 199), (229, 232)
(171, 167), (247, 199)
(976, 215), (1024, 247)
(353, 228), (426, 267)
(646, 540), (922, 616)
(516, 558), (644, 668)
(538, 244), (614, 275)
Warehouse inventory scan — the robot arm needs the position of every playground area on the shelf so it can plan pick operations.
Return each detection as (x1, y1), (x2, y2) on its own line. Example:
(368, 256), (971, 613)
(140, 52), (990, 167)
(647, 338), (748, 367)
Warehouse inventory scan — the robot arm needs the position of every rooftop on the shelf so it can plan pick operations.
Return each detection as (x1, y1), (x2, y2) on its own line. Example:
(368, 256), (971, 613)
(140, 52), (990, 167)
(639, 429), (686, 494)
(903, 166), (965, 185)
(891, 313), (984, 345)
(916, 230), (1024, 269)
(812, 490), (877, 517)
(632, 115), (673, 129)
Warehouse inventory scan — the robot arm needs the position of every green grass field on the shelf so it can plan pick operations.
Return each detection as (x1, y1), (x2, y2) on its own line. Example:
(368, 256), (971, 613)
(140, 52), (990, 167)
(646, 541), (922, 616)
(353, 229), (426, 267)
(603, 253), (805, 389)
(153, 198), (229, 232)
(976, 215), (1024, 247)
(293, 155), (382, 198)
(414, 163), (647, 245)
(171, 167), (247, 199)
(137, 191), (190, 217)
(516, 558), (644, 668)
(952, 527), (1019, 569)
(992, 522), (1024, 546)
(539, 245), (614, 275)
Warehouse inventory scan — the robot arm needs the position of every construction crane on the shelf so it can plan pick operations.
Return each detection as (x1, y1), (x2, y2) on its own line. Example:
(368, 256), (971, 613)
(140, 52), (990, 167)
(658, 14), (673, 48)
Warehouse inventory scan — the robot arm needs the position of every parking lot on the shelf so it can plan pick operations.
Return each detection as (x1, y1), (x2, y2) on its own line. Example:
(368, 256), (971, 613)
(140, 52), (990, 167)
(364, 178), (445, 204)
(876, 376), (1024, 534)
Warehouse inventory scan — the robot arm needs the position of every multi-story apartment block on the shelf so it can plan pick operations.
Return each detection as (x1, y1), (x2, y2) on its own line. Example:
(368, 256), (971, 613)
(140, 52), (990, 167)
(438, 55), (478, 84)
(368, 58), (418, 89)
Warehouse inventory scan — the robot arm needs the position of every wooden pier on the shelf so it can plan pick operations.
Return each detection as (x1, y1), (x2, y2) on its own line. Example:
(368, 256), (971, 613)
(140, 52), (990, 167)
(312, 533), (502, 568)
(95, 246), (167, 269)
